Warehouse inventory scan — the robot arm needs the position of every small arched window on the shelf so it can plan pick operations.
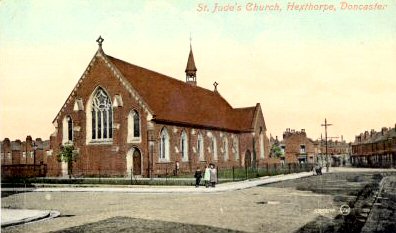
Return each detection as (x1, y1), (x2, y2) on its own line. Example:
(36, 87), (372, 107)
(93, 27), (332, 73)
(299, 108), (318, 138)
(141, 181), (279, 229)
(260, 131), (265, 159)
(233, 136), (239, 160)
(133, 111), (140, 137)
(160, 128), (170, 161)
(127, 110), (141, 142)
(197, 133), (204, 161)
(180, 130), (188, 161)
(223, 137), (229, 161)
(212, 136), (218, 161)
(62, 116), (73, 144)
(67, 117), (73, 141)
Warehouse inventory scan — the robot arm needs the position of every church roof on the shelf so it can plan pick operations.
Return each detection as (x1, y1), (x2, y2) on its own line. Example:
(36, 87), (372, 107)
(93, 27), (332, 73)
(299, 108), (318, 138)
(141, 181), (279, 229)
(107, 55), (257, 132)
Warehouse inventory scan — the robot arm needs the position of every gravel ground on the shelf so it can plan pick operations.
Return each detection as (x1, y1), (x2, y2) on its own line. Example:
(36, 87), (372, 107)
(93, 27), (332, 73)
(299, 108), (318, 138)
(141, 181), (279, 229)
(266, 172), (396, 233)
(52, 216), (243, 233)
(1, 184), (334, 232)
(2, 171), (394, 233)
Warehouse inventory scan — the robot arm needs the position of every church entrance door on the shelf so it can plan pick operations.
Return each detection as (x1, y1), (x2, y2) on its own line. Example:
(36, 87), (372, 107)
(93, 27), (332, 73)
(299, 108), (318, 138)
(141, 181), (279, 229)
(245, 150), (252, 168)
(133, 149), (142, 175)
(126, 148), (142, 176)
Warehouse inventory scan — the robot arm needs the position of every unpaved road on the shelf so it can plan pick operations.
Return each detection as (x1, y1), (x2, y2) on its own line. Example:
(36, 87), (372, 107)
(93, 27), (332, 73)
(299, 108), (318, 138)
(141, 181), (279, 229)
(2, 172), (395, 233)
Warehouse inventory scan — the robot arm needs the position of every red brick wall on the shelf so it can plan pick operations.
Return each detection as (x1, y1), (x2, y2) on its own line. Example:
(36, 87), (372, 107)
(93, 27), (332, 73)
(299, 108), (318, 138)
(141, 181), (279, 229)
(46, 53), (273, 177)
(49, 54), (150, 177)
(282, 131), (316, 163)
(151, 124), (246, 175)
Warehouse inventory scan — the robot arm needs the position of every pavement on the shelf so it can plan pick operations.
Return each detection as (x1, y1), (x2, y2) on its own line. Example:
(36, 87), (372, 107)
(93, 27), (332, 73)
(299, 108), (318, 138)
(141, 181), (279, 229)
(1, 209), (60, 228)
(1, 167), (395, 228)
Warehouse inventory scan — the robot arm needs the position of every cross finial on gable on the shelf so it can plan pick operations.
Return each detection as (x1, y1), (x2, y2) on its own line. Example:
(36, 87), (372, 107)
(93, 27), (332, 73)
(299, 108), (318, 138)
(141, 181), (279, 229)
(213, 81), (218, 91)
(96, 36), (104, 47)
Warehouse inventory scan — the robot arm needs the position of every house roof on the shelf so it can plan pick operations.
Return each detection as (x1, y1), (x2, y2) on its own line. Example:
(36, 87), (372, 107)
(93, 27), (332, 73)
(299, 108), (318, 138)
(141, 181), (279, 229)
(353, 127), (396, 145)
(107, 55), (257, 132)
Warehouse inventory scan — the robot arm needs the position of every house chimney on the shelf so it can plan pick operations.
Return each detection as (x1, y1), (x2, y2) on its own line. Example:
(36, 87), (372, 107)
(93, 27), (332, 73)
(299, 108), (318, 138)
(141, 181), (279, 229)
(381, 127), (388, 135)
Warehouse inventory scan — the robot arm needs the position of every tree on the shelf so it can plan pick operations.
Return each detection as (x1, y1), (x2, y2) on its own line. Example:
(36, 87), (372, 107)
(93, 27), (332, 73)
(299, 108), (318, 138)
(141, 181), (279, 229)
(57, 144), (78, 178)
(270, 144), (284, 159)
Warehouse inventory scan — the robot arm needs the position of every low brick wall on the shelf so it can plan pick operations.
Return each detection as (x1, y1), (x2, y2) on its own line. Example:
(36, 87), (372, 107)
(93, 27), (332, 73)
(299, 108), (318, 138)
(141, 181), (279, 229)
(1, 164), (47, 180)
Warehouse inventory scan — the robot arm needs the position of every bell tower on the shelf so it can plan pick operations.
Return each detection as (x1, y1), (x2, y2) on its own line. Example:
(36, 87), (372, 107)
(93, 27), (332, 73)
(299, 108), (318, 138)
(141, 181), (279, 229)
(185, 38), (197, 86)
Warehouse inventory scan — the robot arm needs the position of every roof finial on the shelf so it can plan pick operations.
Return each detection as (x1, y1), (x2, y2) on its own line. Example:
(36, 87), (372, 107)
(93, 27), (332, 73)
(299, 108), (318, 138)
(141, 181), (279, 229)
(96, 36), (104, 47)
(213, 81), (218, 91)
(189, 32), (192, 48)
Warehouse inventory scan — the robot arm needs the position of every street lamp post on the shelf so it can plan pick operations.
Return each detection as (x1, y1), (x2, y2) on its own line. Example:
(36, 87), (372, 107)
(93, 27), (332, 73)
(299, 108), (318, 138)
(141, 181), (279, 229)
(321, 118), (332, 172)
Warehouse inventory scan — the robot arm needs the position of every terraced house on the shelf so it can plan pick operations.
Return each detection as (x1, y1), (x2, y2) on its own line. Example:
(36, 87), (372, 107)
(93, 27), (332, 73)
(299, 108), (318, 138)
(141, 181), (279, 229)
(351, 125), (396, 168)
(47, 37), (270, 178)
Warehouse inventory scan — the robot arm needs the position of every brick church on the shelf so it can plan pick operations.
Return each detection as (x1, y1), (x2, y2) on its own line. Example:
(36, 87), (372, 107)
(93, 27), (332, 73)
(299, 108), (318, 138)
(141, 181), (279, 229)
(46, 37), (270, 177)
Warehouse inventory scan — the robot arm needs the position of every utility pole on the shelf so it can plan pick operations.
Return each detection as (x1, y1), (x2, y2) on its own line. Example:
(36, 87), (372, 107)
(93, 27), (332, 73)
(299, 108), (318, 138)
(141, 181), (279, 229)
(321, 118), (332, 172)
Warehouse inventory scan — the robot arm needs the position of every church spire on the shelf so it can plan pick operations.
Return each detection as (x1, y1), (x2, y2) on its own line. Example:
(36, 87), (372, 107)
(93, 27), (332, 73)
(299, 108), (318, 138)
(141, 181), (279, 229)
(185, 36), (197, 86)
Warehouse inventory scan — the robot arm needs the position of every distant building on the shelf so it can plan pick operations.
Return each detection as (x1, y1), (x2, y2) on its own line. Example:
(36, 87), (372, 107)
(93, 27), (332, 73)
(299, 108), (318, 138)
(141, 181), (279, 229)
(279, 128), (318, 164)
(317, 137), (351, 167)
(270, 129), (352, 167)
(1, 136), (50, 178)
(351, 125), (396, 168)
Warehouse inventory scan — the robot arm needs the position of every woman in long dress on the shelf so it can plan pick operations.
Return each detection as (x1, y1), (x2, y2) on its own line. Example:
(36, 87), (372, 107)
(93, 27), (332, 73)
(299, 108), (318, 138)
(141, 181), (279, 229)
(203, 164), (211, 188)
(210, 164), (217, 187)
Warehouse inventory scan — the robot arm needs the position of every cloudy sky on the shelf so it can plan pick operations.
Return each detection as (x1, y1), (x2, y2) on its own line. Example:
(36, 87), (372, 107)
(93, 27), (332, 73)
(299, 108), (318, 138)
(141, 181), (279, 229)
(1, 0), (395, 142)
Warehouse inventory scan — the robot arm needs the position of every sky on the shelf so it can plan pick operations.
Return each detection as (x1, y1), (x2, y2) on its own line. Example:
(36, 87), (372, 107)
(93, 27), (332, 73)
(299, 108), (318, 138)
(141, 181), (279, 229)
(1, 0), (395, 142)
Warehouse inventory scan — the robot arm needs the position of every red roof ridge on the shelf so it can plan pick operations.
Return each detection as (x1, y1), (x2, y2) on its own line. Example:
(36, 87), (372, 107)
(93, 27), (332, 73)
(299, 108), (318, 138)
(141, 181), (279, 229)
(234, 106), (256, 110)
(106, 55), (233, 109)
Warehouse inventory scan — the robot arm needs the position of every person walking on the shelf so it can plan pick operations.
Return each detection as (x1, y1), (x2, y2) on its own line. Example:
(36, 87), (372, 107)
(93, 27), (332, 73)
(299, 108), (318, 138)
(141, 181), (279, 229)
(203, 164), (211, 188)
(210, 164), (217, 188)
(194, 167), (202, 187)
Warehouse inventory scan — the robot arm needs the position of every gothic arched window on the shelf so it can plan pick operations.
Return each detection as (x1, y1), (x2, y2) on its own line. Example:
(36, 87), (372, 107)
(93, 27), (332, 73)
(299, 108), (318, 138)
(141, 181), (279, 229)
(212, 136), (218, 161)
(91, 88), (113, 140)
(181, 130), (188, 161)
(67, 117), (73, 141)
(260, 131), (265, 159)
(160, 128), (169, 161)
(133, 111), (140, 137)
(223, 137), (229, 161)
(127, 110), (140, 142)
(233, 136), (239, 160)
(197, 132), (204, 161)
(62, 116), (73, 144)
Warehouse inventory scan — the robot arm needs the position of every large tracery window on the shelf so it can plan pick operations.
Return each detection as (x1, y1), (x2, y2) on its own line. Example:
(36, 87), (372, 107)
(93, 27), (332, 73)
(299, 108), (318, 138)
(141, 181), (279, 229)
(91, 88), (113, 141)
